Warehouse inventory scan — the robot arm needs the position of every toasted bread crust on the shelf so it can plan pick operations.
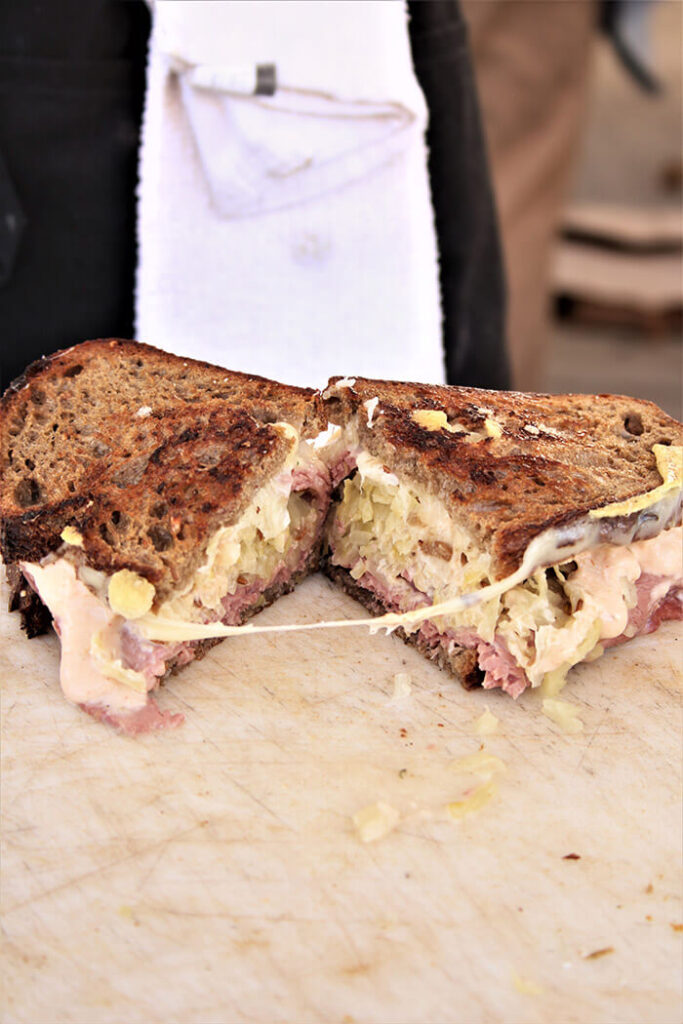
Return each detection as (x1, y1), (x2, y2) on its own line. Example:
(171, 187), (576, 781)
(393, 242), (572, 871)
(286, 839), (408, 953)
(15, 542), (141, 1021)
(71, 411), (292, 597)
(324, 377), (683, 576)
(5, 563), (52, 637)
(1, 340), (326, 593)
(2, 339), (324, 435)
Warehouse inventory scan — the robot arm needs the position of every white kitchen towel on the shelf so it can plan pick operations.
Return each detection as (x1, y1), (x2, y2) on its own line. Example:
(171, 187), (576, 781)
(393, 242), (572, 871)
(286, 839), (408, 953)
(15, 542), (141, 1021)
(136, 0), (444, 387)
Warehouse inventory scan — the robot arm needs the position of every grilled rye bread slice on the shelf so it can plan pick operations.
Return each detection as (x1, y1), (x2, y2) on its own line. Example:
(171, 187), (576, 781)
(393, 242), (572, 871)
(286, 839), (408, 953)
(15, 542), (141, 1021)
(323, 377), (683, 579)
(1, 339), (327, 606)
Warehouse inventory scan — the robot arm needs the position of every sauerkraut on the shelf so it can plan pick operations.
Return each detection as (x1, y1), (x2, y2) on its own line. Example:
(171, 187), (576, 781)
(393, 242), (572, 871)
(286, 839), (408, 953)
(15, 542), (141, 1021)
(327, 454), (679, 690)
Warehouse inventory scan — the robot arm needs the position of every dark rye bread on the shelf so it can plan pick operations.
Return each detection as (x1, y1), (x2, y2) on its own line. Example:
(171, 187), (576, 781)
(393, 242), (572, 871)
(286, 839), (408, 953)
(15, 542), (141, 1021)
(1, 339), (326, 598)
(324, 377), (683, 578)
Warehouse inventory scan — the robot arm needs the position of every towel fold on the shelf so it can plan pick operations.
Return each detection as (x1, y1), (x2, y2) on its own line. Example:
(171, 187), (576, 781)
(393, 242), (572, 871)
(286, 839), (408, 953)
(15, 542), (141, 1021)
(136, 0), (444, 387)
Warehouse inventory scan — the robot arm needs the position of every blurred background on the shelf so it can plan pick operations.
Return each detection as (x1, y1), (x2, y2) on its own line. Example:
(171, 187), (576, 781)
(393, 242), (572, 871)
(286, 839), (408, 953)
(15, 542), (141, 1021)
(1, 0), (681, 413)
(544, 0), (682, 418)
(464, 0), (681, 416)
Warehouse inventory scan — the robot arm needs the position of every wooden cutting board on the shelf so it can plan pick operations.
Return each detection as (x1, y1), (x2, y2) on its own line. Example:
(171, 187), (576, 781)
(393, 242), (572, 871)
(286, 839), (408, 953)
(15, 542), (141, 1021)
(1, 574), (682, 1024)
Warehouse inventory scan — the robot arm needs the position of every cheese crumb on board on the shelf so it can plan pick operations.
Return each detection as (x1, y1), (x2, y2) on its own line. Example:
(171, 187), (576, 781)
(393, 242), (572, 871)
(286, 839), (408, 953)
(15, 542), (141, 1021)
(391, 672), (412, 700)
(446, 780), (498, 820)
(474, 706), (499, 735)
(512, 972), (543, 995)
(352, 802), (400, 843)
(450, 751), (506, 779)
(542, 698), (584, 734)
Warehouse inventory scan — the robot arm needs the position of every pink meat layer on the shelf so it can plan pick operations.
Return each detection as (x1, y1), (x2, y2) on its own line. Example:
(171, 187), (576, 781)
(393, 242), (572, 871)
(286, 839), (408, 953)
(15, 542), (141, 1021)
(292, 461), (332, 502)
(345, 562), (528, 696)
(356, 569), (429, 613)
(121, 628), (193, 680)
(102, 468), (332, 734)
(412, 619), (527, 698)
(329, 451), (358, 489)
(81, 699), (184, 734)
(602, 576), (683, 649)
(336, 560), (683, 698)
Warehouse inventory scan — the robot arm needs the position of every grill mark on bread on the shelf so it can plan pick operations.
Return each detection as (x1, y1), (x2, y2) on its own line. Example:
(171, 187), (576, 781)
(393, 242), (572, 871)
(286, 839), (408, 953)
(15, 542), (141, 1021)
(324, 377), (683, 578)
(0, 340), (326, 598)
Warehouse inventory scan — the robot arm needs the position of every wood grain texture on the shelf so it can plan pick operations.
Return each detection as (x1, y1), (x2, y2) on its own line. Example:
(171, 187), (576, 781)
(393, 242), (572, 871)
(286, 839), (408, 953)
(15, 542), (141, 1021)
(1, 574), (681, 1024)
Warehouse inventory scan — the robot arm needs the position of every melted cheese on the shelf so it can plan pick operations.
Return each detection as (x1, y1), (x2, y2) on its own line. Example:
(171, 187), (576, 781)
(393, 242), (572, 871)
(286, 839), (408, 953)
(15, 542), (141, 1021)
(20, 560), (147, 710)
(60, 526), (84, 548)
(484, 418), (503, 439)
(411, 409), (470, 435)
(364, 397), (379, 426)
(589, 444), (682, 519)
(108, 569), (155, 619)
(411, 409), (503, 441)
(33, 438), (683, 699)
(136, 498), (682, 647)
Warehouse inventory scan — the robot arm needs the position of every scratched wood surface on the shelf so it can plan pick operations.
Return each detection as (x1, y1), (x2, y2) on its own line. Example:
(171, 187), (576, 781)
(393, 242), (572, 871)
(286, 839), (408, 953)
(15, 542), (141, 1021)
(1, 573), (682, 1024)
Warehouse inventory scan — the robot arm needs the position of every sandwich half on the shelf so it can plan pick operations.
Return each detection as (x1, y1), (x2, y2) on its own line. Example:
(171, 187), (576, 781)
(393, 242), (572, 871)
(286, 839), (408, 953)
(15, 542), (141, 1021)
(322, 377), (682, 697)
(1, 340), (331, 732)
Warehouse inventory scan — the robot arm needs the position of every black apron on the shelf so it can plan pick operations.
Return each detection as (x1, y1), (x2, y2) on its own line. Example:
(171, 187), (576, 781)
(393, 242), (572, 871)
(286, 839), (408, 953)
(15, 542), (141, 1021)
(0, 0), (149, 388)
(408, 0), (509, 389)
(1, 0), (510, 390)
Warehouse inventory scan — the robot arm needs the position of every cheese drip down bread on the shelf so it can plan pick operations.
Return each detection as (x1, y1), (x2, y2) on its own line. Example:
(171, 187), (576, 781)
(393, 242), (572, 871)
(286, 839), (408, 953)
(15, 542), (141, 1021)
(2, 341), (331, 733)
(320, 377), (682, 698)
(2, 345), (681, 732)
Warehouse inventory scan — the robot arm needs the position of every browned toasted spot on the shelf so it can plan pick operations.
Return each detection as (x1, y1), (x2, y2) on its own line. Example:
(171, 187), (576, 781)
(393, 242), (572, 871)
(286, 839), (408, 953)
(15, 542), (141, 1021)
(0, 340), (326, 596)
(324, 376), (682, 577)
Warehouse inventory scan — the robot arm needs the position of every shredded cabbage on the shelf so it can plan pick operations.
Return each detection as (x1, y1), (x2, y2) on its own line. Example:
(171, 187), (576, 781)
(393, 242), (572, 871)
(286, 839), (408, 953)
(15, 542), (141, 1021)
(161, 475), (315, 622)
(327, 460), (635, 688)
